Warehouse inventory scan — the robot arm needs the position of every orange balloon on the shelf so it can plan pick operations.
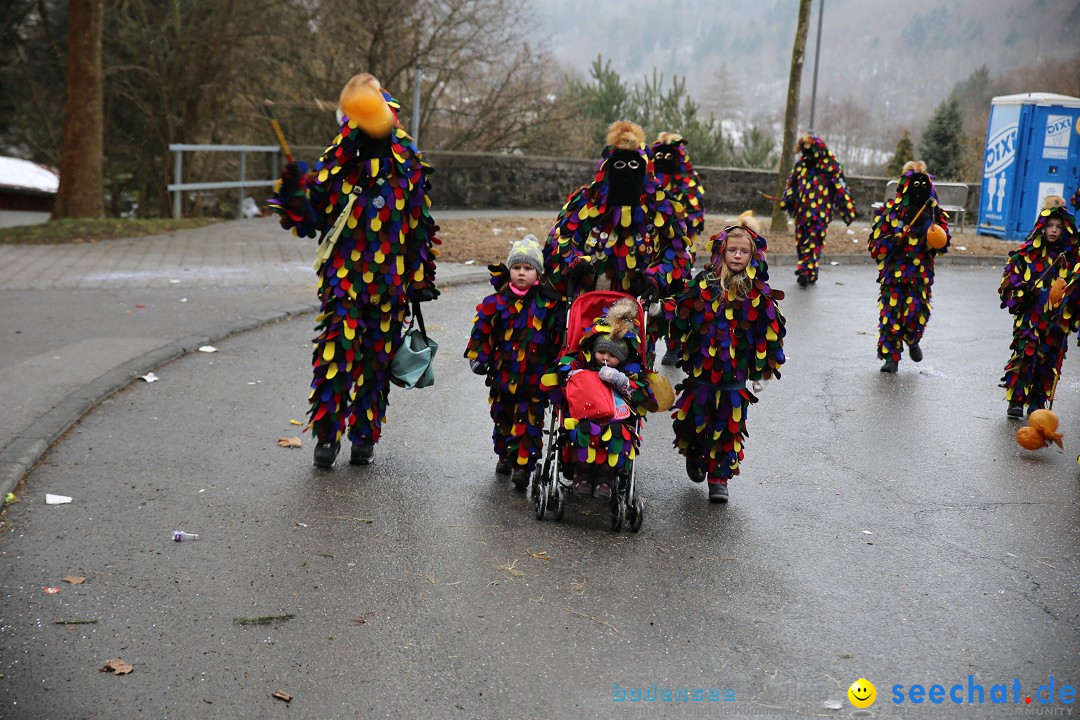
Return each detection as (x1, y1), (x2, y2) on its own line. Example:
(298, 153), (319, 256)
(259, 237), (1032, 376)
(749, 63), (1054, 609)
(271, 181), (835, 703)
(340, 84), (394, 138)
(1016, 426), (1045, 450)
(926, 224), (947, 249)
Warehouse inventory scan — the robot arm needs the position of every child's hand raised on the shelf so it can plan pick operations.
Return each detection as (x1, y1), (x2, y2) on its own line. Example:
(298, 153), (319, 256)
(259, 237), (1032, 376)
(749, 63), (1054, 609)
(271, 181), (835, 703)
(598, 365), (630, 393)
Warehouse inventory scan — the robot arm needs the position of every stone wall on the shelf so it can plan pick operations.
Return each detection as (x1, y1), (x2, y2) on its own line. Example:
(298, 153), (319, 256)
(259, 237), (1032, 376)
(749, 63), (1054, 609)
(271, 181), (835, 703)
(423, 150), (981, 220)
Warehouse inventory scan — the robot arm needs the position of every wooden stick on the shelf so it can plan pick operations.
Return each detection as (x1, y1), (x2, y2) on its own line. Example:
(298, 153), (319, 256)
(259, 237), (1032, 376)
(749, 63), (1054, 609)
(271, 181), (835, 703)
(262, 100), (294, 163)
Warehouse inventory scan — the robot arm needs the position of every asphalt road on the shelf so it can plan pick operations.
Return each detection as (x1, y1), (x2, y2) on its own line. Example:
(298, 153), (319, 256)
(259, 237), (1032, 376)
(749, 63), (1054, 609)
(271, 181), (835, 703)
(1, 265), (1078, 719)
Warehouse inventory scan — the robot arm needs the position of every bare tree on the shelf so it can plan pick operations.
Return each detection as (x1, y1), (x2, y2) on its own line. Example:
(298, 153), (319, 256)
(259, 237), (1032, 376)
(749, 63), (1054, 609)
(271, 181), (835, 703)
(53, 0), (105, 218)
(771, 0), (812, 233)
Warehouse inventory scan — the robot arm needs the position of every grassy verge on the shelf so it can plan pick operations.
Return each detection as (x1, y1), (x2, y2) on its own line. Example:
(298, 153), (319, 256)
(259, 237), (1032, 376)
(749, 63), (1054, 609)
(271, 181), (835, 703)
(0, 217), (222, 245)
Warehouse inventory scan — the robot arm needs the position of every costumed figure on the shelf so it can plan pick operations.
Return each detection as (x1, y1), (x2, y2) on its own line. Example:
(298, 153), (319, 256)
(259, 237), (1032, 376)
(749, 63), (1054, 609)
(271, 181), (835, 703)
(867, 161), (950, 373)
(652, 131), (706, 366)
(663, 213), (786, 503)
(1000, 196), (1078, 417)
(541, 298), (655, 498)
(464, 235), (563, 488)
(780, 134), (856, 286)
(268, 73), (440, 468)
(544, 120), (692, 311)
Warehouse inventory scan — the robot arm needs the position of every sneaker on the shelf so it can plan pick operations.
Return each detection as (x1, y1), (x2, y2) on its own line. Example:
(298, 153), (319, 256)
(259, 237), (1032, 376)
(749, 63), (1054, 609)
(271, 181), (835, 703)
(1006, 402), (1024, 419)
(908, 343), (923, 362)
(880, 358), (898, 373)
(511, 467), (530, 490)
(349, 442), (375, 465)
(661, 348), (678, 366)
(796, 274), (809, 288)
(313, 441), (340, 468)
(685, 456), (706, 483)
(593, 481), (612, 498)
(708, 479), (729, 503)
(572, 478), (592, 495)
(494, 458), (512, 475)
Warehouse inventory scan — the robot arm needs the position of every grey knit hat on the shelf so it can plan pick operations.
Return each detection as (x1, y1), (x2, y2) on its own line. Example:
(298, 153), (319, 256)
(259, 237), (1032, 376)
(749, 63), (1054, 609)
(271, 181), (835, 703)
(506, 234), (544, 275)
(592, 333), (629, 362)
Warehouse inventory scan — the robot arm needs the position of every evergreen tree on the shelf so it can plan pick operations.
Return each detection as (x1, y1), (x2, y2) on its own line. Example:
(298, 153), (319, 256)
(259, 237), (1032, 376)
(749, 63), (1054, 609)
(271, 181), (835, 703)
(565, 56), (631, 147)
(887, 130), (914, 177)
(920, 98), (965, 180)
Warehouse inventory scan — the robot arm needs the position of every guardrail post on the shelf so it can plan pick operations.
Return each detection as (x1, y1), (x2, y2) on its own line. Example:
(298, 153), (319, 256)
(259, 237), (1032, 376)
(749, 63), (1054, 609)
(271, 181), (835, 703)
(173, 148), (183, 219)
(238, 151), (247, 218)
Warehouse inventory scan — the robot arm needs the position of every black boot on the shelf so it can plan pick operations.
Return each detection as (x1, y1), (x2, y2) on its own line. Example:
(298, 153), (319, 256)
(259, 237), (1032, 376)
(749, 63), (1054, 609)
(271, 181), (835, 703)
(349, 441), (375, 465)
(1006, 402), (1024, 419)
(686, 456), (706, 483)
(796, 274), (809, 288)
(661, 348), (679, 366)
(313, 441), (340, 468)
(511, 467), (531, 490)
(880, 358), (899, 373)
(908, 343), (923, 362)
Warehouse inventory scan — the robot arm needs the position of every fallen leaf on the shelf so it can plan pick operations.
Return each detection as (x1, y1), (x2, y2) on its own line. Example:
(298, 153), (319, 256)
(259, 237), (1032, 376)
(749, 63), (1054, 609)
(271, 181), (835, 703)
(100, 657), (134, 675)
(61, 576), (86, 585)
(528, 551), (552, 561)
(278, 436), (302, 448)
(288, 419), (303, 426)
(4, 492), (17, 505)
(272, 690), (292, 702)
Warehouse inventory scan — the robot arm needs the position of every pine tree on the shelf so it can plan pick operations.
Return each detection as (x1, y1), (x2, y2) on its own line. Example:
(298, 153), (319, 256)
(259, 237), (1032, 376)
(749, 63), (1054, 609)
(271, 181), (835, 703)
(887, 130), (914, 177)
(920, 98), (965, 180)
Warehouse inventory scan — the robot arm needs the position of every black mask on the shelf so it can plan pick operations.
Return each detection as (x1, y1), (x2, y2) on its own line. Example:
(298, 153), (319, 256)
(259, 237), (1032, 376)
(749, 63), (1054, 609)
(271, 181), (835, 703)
(606, 149), (646, 206)
(356, 133), (392, 160)
(653, 144), (679, 175)
(908, 174), (931, 208)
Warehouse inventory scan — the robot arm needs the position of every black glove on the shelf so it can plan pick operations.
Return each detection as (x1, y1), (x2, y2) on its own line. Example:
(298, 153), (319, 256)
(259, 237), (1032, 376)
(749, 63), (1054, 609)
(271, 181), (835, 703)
(632, 274), (659, 303)
(569, 259), (595, 283)
(413, 287), (438, 302)
(470, 359), (488, 375)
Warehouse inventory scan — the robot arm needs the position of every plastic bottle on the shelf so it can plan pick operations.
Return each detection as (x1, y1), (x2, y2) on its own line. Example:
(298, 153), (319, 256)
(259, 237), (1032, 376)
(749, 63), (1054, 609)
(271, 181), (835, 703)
(172, 530), (199, 542)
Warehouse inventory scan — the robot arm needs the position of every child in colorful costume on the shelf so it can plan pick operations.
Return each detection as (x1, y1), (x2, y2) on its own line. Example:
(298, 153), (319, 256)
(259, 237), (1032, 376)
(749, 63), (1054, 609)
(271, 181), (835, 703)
(268, 74), (440, 468)
(465, 235), (563, 488)
(663, 213), (786, 503)
(999, 196), (1078, 417)
(541, 298), (655, 498)
(652, 131), (706, 366)
(544, 121), (691, 306)
(867, 161), (950, 373)
(780, 134), (856, 287)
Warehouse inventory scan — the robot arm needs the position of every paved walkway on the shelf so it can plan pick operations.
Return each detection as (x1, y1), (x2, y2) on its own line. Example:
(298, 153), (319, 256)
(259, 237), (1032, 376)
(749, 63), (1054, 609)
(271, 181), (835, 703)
(0, 217), (489, 492)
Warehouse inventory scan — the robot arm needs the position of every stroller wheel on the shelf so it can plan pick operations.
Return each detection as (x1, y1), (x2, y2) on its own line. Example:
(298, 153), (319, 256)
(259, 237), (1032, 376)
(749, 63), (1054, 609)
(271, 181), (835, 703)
(628, 497), (644, 533)
(534, 479), (547, 521)
(610, 495), (626, 531)
(554, 485), (566, 522)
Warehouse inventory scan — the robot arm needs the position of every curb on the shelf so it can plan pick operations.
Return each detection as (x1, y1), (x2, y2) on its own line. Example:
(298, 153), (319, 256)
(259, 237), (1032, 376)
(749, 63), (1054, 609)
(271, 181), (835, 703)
(0, 271), (490, 500)
(766, 253), (1008, 267)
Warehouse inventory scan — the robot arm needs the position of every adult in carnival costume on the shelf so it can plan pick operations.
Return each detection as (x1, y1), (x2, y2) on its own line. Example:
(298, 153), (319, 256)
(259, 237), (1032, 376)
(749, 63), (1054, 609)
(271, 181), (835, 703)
(544, 120), (692, 305)
(866, 161), (950, 373)
(779, 134), (856, 287)
(268, 73), (440, 468)
(652, 131), (706, 365)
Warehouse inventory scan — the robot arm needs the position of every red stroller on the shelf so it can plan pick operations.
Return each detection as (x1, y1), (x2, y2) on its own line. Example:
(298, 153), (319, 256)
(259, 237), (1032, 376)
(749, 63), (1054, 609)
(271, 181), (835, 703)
(533, 290), (647, 532)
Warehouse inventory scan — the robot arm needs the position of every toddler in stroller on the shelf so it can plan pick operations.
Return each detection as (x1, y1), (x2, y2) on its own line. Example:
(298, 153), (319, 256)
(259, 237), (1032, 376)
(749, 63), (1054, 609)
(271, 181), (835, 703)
(538, 292), (655, 529)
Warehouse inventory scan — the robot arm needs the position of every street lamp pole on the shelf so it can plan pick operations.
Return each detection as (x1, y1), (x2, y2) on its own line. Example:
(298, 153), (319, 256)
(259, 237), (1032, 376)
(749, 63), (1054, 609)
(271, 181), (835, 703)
(808, 0), (825, 132)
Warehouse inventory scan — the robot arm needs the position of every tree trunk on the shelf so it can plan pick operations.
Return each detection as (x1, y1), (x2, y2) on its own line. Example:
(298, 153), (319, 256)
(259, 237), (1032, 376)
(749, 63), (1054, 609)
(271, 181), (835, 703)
(771, 0), (812, 233)
(53, 0), (106, 219)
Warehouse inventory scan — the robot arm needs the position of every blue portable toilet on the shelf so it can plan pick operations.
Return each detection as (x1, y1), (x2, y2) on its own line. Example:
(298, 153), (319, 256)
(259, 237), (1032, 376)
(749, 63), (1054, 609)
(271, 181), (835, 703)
(977, 92), (1080, 240)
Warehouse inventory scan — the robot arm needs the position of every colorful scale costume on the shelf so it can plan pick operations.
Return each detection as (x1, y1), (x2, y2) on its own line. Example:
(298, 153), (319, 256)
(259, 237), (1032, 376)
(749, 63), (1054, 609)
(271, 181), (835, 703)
(544, 121), (691, 300)
(663, 226), (786, 481)
(867, 165), (950, 363)
(540, 305), (655, 475)
(652, 132), (706, 358)
(465, 264), (562, 471)
(268, 86), (439, 446)
(780, 135), (856, 285)
(999, 198), (1078, 411)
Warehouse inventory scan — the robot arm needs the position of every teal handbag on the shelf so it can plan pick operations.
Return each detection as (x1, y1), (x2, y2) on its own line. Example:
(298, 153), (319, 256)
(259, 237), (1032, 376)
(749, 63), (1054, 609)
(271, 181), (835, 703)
(390, 301), (438, 389)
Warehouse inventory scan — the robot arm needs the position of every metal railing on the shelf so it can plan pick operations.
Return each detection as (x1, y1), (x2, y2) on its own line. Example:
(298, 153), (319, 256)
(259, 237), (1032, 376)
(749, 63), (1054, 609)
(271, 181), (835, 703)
(167, 143), (298, 219)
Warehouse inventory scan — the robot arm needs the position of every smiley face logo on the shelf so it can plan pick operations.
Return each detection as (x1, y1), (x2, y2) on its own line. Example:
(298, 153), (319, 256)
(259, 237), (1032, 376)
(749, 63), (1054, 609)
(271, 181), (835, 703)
(848, 678), (876, 708)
